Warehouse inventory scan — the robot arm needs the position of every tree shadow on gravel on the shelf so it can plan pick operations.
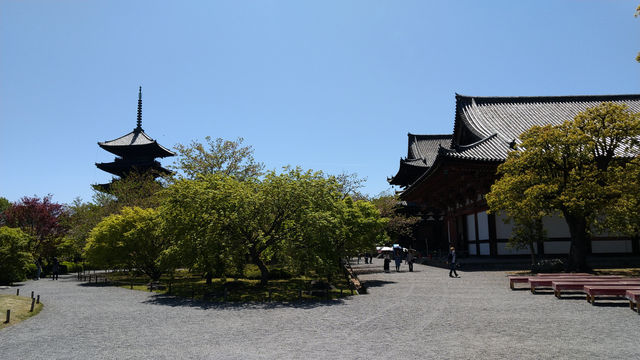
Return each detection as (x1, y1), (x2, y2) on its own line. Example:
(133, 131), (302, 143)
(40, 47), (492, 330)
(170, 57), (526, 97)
(142, 294), (352, 310)
(361, 280), (395, 289)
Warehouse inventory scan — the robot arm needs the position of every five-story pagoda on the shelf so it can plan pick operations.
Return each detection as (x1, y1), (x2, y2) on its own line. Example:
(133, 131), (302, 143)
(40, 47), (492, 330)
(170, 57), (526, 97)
(95, 87), (175, 190)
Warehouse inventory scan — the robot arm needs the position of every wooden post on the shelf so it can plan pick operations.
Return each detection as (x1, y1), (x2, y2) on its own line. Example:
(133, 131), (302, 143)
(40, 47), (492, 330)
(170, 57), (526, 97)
(191, 285), (195, 299)
(223, 287), (228, 302)
(5, 309), (9, 324)
(168, 281), (172, 295)
(298, 289), (302, 300)
(268, 289), (272, 302)
(31, 291), (34, 299)
(30, 298), (35, 312)
(130, 280), (133, 290)
(36, 295), (40, 304)
(16, 289), (19, 296)
(325, 288), (329, 300)
(340, 288), (343, 296)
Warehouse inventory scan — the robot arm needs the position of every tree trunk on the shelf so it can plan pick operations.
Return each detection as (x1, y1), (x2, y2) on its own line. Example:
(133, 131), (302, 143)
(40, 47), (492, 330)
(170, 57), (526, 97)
(205, 271), (213, 286)
(564, 213), (590, 272)
(529, 241), (536, 266)
(255, 258), (269, 287)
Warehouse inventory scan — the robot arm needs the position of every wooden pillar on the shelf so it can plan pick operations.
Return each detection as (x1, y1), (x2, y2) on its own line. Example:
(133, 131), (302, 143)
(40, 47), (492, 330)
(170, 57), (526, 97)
(488, 212), (497, 256)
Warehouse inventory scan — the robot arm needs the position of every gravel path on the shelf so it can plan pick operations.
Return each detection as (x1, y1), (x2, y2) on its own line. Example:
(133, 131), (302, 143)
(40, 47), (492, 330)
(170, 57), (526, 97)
(1, 259), (639, 359)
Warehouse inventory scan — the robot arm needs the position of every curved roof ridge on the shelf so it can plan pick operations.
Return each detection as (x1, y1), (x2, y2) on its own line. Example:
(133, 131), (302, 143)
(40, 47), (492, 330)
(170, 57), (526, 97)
(455, 133), (499, 150)
(456, 93), (640, 103)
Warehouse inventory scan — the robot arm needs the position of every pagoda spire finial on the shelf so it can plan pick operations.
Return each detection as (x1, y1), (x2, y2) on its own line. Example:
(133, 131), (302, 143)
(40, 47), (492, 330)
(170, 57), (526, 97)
(136, 86), (143, 131)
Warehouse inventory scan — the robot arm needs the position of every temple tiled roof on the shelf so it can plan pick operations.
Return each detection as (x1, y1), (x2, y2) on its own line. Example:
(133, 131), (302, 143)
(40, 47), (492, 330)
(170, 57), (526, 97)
(395, 93), (640, 198)
(439, 133), (510, 162)
(454, 94), (640, 148)
(389, 134), (452, 187)
(407, 134), (453, 167)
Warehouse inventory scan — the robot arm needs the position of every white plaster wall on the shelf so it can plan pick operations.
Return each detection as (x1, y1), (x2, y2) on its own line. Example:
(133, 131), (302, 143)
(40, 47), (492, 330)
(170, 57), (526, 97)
(468, 243), (477, 255)
(497, 242), (536, 255)
(479, 243), (490, 255)
(542, 214), (571, 238)
(544, 241), (571, 254)
(591, 240), (632, 253)
(466, 214), (476, 241)
(495, 212), (514, 239)
(477, 211), (489, 240)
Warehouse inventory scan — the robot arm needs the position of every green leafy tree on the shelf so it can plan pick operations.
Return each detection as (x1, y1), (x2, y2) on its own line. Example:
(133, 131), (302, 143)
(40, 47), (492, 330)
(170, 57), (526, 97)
(0, 197), (10, 224)
(371, 194), (420, 246)
(0, 227), (33, 285)
(172, 136), (264, 180)
(487, 102), (640, 271)
(84, 207), (171, 281)
(161, 175), (245, 284)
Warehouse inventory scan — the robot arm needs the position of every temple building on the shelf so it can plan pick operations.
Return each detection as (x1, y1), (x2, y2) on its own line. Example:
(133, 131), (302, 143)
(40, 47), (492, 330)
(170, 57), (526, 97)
(389, 93), (640, 257)
(95, 87), (175, 190)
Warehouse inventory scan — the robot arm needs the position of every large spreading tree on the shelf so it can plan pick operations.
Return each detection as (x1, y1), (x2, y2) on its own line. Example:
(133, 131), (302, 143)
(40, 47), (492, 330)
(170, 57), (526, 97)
(487, 102), (640, 271)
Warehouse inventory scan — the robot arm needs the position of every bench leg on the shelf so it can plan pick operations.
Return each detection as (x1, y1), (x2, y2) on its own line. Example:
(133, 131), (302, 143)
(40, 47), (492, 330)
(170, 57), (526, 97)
(530, 286), (535, 294)
(510, 281), (514, 290)
(554, 290), (560, 298)
(630, 301), (635, 310)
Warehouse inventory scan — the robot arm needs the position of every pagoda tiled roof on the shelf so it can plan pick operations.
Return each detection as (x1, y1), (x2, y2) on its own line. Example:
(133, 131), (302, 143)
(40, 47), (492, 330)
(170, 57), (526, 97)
(96, 158), (172, 177)
(98, 128), (175, 158)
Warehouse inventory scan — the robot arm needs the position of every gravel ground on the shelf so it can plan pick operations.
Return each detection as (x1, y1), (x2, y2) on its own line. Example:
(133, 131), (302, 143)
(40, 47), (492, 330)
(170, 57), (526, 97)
(1, 259), (639, 359)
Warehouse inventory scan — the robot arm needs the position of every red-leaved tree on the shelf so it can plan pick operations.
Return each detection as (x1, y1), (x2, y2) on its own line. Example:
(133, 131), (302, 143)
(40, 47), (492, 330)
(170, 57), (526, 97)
(3, 195), (68, 258)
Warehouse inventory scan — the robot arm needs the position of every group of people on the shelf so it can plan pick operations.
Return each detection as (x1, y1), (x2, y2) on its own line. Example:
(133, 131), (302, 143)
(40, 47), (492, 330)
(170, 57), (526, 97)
(374, 245), (460, 278)
(381, 247), (416, 273)
(33, 257), (60, 280)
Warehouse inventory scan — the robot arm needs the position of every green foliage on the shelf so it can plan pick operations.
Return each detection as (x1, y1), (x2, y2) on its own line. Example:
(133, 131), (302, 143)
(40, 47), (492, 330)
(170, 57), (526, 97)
(84, 207), (171, 280)
(172, 136), (264, 180)
(161, 168), (385, 286)
(487, 102), (640, 271)
(0, 227), (33, 285)
(370, 194), (420, 245)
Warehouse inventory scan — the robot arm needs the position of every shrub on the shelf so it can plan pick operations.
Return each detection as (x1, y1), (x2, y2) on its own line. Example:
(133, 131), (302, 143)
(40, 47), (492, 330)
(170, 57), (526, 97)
(532, 258), (565, 273)
(25, 263), (38, 279)
(62, 261), (83, 273)
(0, 227), (33, 285)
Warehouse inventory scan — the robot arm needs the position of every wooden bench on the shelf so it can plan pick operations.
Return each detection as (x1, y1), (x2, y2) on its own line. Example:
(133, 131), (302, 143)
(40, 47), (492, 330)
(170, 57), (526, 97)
(625, 290), (640, 313)
(526, 276), (619, 293)
(583, 285), (640, 305)
(552, 279), (639, 298)
(509, 273), (591, 290)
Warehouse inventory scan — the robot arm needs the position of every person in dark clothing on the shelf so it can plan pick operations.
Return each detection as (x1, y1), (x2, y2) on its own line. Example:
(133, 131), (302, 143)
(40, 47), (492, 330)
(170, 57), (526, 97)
(52, 257), (60, 280)
(383, 253), (391, 273)
(406, 251), (414, 272)
(447, 247), (459, 278)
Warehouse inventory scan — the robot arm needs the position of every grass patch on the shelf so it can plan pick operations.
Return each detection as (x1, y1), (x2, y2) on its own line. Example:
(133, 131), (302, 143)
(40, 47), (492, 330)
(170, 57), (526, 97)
(0, 295), (43, 330)
(593, 268), (640, 277)
(101, 268), (355, 302)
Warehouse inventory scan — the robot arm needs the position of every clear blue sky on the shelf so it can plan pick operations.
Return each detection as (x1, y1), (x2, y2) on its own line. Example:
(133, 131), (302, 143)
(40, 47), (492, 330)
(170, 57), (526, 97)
(1, 1), (639, 205)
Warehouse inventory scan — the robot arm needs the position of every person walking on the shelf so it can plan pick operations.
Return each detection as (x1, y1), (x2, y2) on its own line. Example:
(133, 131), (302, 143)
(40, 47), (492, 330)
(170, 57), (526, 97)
(447, 247), (459, 278)
(35, 257), (42, 280)
(406, 250), (414, 272)
(383, 252), (391, 273)
(52, 257), (60, 280)
(394, 248), (402, 272)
